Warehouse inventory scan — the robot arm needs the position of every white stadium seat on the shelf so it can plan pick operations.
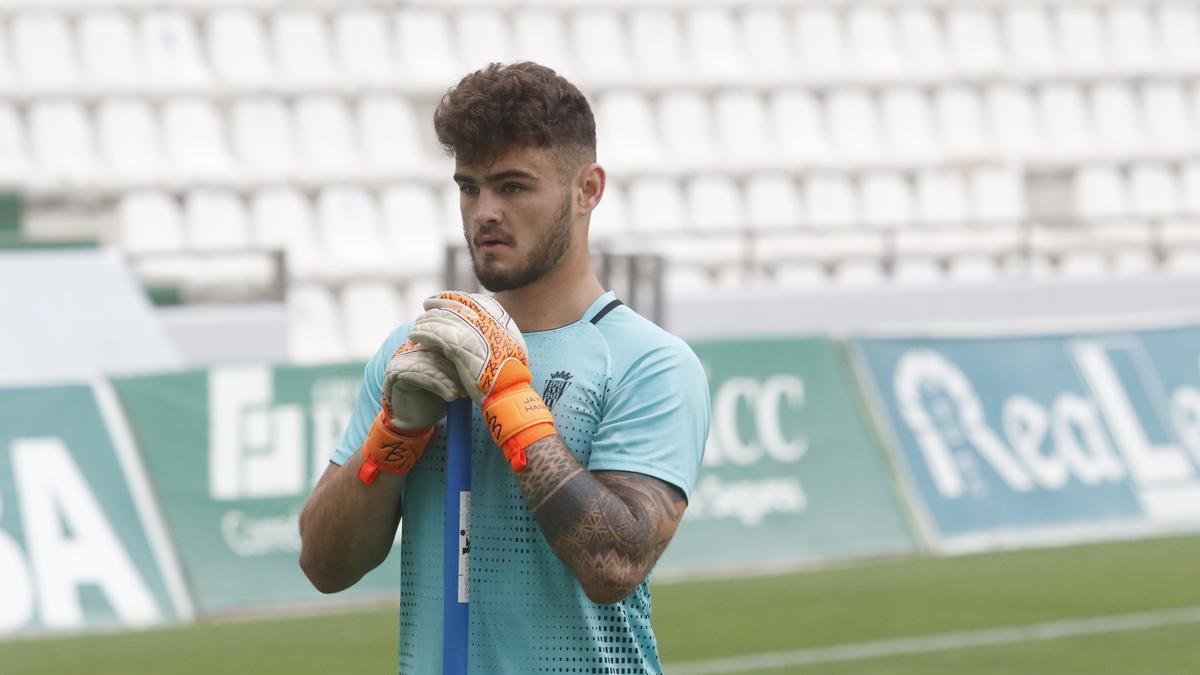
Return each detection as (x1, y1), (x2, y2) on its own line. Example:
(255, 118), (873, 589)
(316, 187), (389, 276)
(272, 11), (336, 87)
(946, 7), (1003, 73)
(628, 9), (685, 81)
(795, 6), (847, 75)
(629, 177), (686, 232)
(595, 92), (662, 170)
(860, 172), (915, 228)
(1040, 84), (1092, 155)
(772, 90), (830, 163)
(896, 6), (949, 75)
(79, 12), (142, 85)
(893, 258), (943, 285)
(589, 181), (629, 242)
(686, 7), (747, 80)
(1108, 5), (1159, 71)
(915, 169), (970, 224)
(949, 255), (1001, 283)
(29, 102), (96, 182)
(512, 9), (575, 78)
(335, 9), (395, 85)
(847, 5), (901, 76)
(936, 86), (987, 156)
(740, 7), (794, 79)
(1159, 5), (1200, 69)
(970, 167), (1026, 222)
(987, 85), (1041, 155)
(0, 104), (25, 181)
(714, 92), (772, 165)
(1074, 166), (1128, 220)
(1181, 163), (1200, 215)
(208, 9), (273, 85)
(882, 88), (938, 160)
(805, 174), (858, 228)
(396, 9), (461, 88)
(250, 188), (321, 276)
(341, 281), (403, 359)
(575, 9), (633, 83)
(1003, 5), (1058, 73)
(141, 11), (209, 86)
(287, 283), (347, 363)
(744, 173), (802, 229)
(686, 176), (744, 231)
(231, 97), (295, 179)
(119, 191), (185, 253)
(826, 89), (881, 161)
(295, 96), (360, 177)
(1091, 83), (1143, 152)
(457, 9), (514, 72)
(185, 189), (251, 251)
(1056, 5), (1107, 72)
(658, 92), (714, 166)
(380, 185), (445, 276)
(1128, 164), (1180, 217)
(358, 95), (427, 171)
(162, 99), (232, 180)
(12, 12), (78, 87)
(97, 99), (163, 181)
(1142, 83), (1194, 150)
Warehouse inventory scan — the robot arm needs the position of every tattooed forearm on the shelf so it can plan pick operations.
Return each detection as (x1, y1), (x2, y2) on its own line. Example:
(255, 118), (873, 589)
(514, 435), (687, 604)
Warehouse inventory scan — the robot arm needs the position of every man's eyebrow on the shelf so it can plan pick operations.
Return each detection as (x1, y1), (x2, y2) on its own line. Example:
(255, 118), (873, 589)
(485, 169), (539, 182)
(453, 169), (540, 185)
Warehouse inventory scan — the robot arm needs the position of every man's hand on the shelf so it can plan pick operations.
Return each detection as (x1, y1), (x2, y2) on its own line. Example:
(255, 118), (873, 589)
(357, 340), (465, 484)
(409, 291), (556, 471)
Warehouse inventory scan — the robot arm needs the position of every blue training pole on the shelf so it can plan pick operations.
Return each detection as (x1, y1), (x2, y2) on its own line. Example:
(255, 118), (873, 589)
(443, 398), (471, 675)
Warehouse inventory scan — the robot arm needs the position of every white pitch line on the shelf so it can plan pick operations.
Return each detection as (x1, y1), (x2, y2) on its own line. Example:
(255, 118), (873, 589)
(667, 605), (1200, 675)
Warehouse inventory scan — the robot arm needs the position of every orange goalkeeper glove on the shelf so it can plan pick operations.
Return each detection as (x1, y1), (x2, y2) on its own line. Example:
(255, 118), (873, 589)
(409, 292), (555, 472)
(357, 340), (466, 485)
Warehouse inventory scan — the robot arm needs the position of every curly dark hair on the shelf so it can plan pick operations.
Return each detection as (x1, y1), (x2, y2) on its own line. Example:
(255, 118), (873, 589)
(434, 62), (596, 171)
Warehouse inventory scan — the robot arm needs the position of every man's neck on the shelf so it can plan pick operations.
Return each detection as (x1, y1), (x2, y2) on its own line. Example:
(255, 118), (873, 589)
(494, 256), (605, 332)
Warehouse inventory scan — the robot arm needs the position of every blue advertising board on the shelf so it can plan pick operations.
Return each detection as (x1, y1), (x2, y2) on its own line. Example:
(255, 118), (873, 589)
(855, 324), (1200, 550)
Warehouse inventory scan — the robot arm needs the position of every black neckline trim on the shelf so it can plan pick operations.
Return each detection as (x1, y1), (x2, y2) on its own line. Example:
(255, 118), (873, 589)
(589, 299), (624, 325)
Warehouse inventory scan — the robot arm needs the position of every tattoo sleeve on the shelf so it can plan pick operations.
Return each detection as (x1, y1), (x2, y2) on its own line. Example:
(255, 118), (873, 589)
(514, 434), (687, 603)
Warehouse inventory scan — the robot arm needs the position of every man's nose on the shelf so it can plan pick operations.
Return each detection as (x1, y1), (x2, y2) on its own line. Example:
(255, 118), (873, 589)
(471, 191), (503, 227)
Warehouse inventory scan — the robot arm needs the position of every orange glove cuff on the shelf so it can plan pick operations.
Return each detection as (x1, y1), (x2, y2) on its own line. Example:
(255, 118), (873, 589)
(356, 412), (435, 485)
(483, 383), (556, 473)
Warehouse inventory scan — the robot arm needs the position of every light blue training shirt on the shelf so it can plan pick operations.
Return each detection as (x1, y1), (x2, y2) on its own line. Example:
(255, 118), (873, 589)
(330, 291), (711, 674)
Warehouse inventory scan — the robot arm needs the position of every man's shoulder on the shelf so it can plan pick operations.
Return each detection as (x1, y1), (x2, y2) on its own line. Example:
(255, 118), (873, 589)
(593, 304), (701, 379)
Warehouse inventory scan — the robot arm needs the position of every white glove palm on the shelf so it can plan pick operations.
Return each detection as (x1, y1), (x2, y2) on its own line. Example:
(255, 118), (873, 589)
(382, 341), (466, 430)
(409, 292), (529, 405)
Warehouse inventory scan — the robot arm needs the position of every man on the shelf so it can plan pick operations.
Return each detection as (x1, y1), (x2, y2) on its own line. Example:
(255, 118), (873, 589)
(299, 62), (709, 674)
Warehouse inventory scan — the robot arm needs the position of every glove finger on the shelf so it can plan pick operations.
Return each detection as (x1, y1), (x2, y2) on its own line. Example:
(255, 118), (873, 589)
(387, 346), (465, 396)
(390, 352), (467, 402)
(410, 312), (488, 399)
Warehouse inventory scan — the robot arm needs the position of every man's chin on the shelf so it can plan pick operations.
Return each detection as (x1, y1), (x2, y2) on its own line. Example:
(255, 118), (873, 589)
(474, 265), (523, 293)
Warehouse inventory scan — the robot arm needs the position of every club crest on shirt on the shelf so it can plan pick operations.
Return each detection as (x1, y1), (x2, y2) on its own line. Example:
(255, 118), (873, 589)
(541, 371), (574, 411)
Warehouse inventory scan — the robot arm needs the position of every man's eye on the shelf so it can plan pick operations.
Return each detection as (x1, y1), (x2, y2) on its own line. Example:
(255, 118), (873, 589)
(459, 185), (479, 196)
(501, 183), (523, 194)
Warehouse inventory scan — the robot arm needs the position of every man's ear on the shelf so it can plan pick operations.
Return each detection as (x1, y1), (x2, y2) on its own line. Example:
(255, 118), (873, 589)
(576, 163), (606, 215)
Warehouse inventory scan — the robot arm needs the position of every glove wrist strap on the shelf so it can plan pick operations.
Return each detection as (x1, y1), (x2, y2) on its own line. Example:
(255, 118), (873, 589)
(483, 384), (555, 472)
(356, 414), (435, 485)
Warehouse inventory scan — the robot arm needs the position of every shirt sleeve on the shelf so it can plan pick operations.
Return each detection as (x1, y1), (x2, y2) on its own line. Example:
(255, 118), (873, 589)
(329, 325), (412, 465)
(585, 340), (710, 500)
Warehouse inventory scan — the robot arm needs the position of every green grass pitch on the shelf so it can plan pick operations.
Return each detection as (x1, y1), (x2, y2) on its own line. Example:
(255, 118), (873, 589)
(4, 535), (1200, 674)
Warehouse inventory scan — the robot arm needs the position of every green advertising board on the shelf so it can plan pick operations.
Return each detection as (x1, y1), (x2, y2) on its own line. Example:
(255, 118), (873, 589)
(112, 363), (403, 614)
(659, 337), (917, 574)
(0, 383), (187, 636)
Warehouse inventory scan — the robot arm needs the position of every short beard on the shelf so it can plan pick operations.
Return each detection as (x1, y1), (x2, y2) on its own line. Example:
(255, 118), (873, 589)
(470, 194), (573, 293)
